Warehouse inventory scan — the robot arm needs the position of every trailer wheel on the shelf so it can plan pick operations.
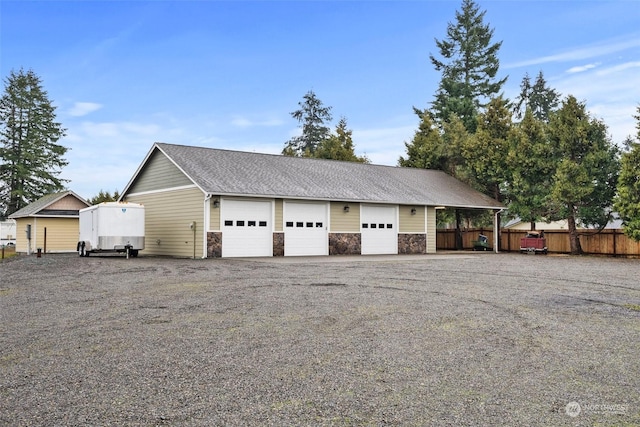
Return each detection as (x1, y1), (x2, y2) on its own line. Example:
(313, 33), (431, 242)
(130, 249), (139, 258)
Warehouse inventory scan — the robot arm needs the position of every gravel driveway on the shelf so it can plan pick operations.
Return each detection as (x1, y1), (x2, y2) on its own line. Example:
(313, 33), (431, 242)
(1, 253), (639, 426)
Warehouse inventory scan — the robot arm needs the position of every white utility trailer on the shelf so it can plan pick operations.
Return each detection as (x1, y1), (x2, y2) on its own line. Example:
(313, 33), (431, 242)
(77, 202), (145, 257)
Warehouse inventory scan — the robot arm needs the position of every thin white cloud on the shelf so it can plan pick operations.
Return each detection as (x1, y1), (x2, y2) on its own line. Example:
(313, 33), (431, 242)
(544, 61), (640, 145)
(353, 124), (415, 166)
(231, 117), (253, 127)
(68, 102), (102, 117)
(595, 61), (640, 76)
(61, 119), (179, 197)
(505, 36), (640, 69)
(567, 63), (600, 74)
(231, 116), (284, 128)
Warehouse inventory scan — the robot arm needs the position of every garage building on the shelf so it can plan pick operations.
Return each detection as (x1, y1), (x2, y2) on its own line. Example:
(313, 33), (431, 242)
(8, 191), (90, 254)
(120, 143), (504, 258)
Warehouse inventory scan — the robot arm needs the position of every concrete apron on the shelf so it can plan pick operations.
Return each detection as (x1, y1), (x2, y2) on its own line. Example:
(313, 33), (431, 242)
(232, 252), (486, 264)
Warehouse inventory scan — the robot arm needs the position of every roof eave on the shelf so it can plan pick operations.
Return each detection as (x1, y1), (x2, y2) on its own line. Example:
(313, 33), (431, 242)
(206, 191), (503, 209)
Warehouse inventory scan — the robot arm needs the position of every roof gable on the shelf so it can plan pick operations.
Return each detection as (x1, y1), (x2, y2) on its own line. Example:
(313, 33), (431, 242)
(124, 143), (504, 210)
(126, 148), (195, 194)
(8, 191), (90, 219)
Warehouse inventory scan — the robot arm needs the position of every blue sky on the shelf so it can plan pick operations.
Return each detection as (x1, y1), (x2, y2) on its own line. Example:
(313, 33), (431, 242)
(1, 0), (639, 200)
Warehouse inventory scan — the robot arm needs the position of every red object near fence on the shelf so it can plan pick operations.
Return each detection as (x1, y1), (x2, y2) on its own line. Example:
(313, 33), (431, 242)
(520, 231), (548, 254)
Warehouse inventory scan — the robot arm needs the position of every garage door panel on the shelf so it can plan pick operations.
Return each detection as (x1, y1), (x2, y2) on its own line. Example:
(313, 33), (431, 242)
(222, 200), (272, 257)
(284, 202), (328, 256)
(361, 205), (397, 255)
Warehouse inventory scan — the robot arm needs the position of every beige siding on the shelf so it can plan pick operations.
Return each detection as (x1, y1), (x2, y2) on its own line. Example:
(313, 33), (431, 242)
(37, 218), (81, 252)
(14, 217), (79, 253)
(125, 187), (205, 258)
(210, 197), (220, 230)
(49, 195), (89, 210)
(274, 199), (283, 232)
(14, 218), (32, 253)
(128, 150), (193, 194)
(506, 220), (569, 231)
(426, 207), (437, 253)
(330, 201), (360, 232)
(399, 205), (425, 233)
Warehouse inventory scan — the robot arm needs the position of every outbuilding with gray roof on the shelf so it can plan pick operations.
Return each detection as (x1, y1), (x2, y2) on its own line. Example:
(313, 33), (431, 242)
(120, 143), (504, 258)
(8, 190), (90, 254)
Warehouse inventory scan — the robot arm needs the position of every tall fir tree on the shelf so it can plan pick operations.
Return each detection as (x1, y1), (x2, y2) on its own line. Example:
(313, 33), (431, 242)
(429, 0), (507, 133)
(0, 69), (68, 217)
(614, 106), (640, 241)
(283, 90), (332, 157)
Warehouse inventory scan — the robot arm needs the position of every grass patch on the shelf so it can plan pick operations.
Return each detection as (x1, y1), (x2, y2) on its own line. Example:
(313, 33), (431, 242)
(622, 303), (640, 312)
(1, 247), (17, 260)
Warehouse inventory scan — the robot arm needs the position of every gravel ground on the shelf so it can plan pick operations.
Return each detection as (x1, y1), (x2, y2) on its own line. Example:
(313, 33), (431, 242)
(1, 252), (639, 426)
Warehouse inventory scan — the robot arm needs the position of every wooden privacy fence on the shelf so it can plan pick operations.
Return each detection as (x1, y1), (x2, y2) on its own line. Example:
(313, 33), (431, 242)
(437, 228), (640, 257)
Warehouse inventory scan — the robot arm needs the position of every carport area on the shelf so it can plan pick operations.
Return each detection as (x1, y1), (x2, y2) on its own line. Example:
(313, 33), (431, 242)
(1, 253), (639, 425)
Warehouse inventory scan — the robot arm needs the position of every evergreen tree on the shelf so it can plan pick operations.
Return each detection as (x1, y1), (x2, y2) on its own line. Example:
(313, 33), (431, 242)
(506, 108), (556, 229)
(398, 109), (445, 170)
(313, 117), (369, 163)
(614, 106), (640, 241)
(440, 113), (470, 178)
(283, 90), (332, 157)
(429, 0), (507, 133)
(399, 108), (469, 178)
(547, 95), (619, 254)
(513, 71), (560, 122)
(0, 69), (68, 217)
(89, 189), (121, 205)
(463, 97), (511, 202)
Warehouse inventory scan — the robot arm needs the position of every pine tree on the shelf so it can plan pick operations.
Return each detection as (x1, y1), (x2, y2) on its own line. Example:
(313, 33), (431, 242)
(283, 90), (332, 157)
(547, 96), (619, 254)
(506, 108), (556, 229)
(614, 106), (640, 241)
(399, 109), (446, 170)
(0, 69), (68, 217)
(513, 71), (560, 122)
(88, 189), (121, 205)
(313, 117), (369, 163)
(429, 0), (507, 133)
(462, 96), (511, 202)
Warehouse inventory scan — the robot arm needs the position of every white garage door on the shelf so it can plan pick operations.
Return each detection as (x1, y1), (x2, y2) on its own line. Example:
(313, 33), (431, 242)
(361, 205), (397, 255)
(222, 199), (272, 257)
(284, 202), (328, 256)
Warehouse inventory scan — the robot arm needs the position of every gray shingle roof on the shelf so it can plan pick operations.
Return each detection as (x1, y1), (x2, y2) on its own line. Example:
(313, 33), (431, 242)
(8, 191), (89, 219)
(147, 142), (503, 209)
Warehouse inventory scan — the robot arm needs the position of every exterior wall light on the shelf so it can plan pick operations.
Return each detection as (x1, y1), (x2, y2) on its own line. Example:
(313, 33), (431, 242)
(343, 205), (350, 213)
(411, 208), (417, 215)
(213, 199), (220, 208)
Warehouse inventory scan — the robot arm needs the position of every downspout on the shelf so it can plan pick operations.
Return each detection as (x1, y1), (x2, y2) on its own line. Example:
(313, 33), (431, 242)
(203, 194), (211, 259)
(494, 209), (504, 253)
